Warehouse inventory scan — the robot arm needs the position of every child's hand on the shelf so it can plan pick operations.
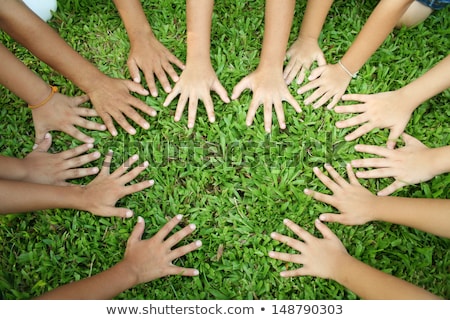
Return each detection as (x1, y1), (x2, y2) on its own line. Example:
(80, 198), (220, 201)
(298, 63), (351, 110)
(283, 37), (326, 86)
(127, 36), (185, 97)
(335, 91), (414, 149)
(22, 133), (101, 186)
(351, 133), (436, 196)
(31, 93), (106, 144)
(121, 215), (202, 286)
(232, 67), (302, 133)
(86, 76), (156, 136)
(304, 163), (377, 225)
(269, 218), (348, 279)
(82, 151), (154, 218)
(163, 62), (230, 129)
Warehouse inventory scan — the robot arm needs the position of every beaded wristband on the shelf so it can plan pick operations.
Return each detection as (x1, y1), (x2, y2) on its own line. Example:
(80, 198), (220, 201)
(338, 60), (358, 79)
(28, 86), (58, 109)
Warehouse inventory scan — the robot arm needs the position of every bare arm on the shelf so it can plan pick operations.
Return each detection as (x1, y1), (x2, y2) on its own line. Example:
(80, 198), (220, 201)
(36, 216), (201, 299)
(270, 219), (440, 299)
(304, 164), (450, 238)
(112, 0), (184, 96)
(0, 0), (155, 136)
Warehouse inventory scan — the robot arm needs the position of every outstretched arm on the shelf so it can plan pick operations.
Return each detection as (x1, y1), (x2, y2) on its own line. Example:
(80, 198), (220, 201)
(283, 0), (332, 85)
(0, 0), (155, 137)
(335, 54), (450, 148)
(113, 0), (185, 96)
(36, 215), (201, 299)
(270, 219), (440, 299)
(232, 0), (301, 133)
(163, 0), (230, 128)
(304, 163), (450, 238)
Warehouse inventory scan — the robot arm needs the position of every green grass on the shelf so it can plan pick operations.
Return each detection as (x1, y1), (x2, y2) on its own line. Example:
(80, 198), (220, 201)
(0, 0), (449, 300)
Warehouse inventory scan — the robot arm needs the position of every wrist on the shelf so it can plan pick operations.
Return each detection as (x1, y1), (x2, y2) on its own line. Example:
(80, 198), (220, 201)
(28, 86), (58, 109)
(337, 60), (358, 79)
(429, 146), (450, 177)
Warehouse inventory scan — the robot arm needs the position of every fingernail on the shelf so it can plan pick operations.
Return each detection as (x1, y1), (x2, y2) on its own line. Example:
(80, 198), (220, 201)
(129, 128), (136, 135)
(189, 224), (196, 230)
(91, 167), (99, 173)
(87, 143), (94, 149)
(137, 216), (144, 223)
(32, 144), (38, 150)
(126, 210), (133, 218)
(193, 269), (199, 276)
(270, 232), (276, 238)
(131, 154), (138, 160)
(149, 180), (154, 186)
(143, 123), (150, 129)
(133, 77), (140, 83)
(44, 133), (51, 139)
(176, 214), (183, 220)
(143, 161), (149, 167)
(195, 240), (202, 247)
(283, 218), (290, 225)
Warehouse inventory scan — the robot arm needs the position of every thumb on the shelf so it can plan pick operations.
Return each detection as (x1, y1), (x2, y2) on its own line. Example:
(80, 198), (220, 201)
(73, 94), (90, 106)
(127, 59), (141, 84)
(402, 132), (422, 147)
(308, 65), (325, 81)
(33, 132), (52, 151)
(386, 127), (403, 149)
(127, 216), (145, 245)
(315, 218), (338, 240)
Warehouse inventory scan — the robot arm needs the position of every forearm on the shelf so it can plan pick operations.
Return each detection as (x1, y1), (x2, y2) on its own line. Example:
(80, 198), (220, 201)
(36, 261), (136, 299)
(340, 0), (413, 74)
(298, 0), (334, 40)
(0, 156), (28, 181)
(333, 254), (440, 299)
(259, 0), (296, 70)
(0, 180), (86, 214)
(0, 43), (51, 106)
(0, 0), (105, 93)
(185, 0), (213, 64)
(371, 197), (450, 238)
(397, 55), (450, 108)
(113, 0), (155, 43)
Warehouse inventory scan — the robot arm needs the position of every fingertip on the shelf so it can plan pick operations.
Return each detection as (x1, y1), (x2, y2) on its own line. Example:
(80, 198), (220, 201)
(195, 240), (202, 247)
(193, 269), (200, 276)
(126, 210), (134, 218)
(176, 214), (183, 221)
(137, 216), (144, 223)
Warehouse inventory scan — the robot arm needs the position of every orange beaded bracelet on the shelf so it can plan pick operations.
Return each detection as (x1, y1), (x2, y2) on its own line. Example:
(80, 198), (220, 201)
(28, 86), (58, 109)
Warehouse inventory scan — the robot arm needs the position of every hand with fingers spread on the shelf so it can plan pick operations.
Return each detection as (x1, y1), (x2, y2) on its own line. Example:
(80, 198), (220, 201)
(232, 68), (301, 133)
(86, 77), (156, 136)
(37, 215), (202, 299)
(283, 37), (326, 86)
(112, 0), (185, 97)
(82, 151), (154, 218)
(31, 93), (106, 144)
(304, 163), (377, 225)
(163, 62), (229, 128)
(232, 0), (300, 133)
(269, 218), (348, 279)
(351, 133), (450, 196)
(269, 218), (441, 299)
(335, 92), (414, 148)
(0, 133), (100, 186)
(162, 0), (229, 129)
(297, 63), (351, 110)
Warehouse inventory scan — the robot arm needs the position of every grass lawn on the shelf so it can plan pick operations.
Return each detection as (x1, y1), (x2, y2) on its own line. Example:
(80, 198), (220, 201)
(0, 0), (449, 300)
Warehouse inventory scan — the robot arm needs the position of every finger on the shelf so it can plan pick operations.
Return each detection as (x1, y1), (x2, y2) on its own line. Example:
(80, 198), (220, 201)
(326, 93), (342, 110)
(163, 84), (181, 107)
(201, 94), (215, 124)
(100, 112), (118, 137)
(354, 144), (392, 158)
(187, 96), (198, 129)
(174, 92), (188, 122)
(316, 54), (327, 66)
(335, 113), (368, 129)
(334, 103), (366, 114)
(303, 188), (335, 207)
(245, 98), (259, 127)
(127, 59), (141, 84)
(161, 62), (179, 86)
(283, 218), (315, 243)
(99, 150), (114, 175)
(268, 251), (302, 264)
(386, 128), (404, 150)
(279, 268), (310, 278)
(123, 179), (155, 196)
(297, 80), (320, 95)
(127, 216), (146, 246)
(62, 147), (100, 166)
(72, 94), (91, 107)
(314, 218), (338, 241)
(167, 54), (185, 73)
(402, 132), (422, 146)
(274, 99), (286, 130)
(167, 265), (200, 277)
(118, 160), (149, 184)
(296, 67), (307, 85)
(343, 123), (373, 142)
(318, 213), (345, 224)
(270, 232), (304, 251)
(126, 79), (149, 97)
(64, 166), (100, 180)
(144, 71), (158, 97)
(170, 240), (202, 262)
(311, 90), (332, 109)
(307, 66), (324, 81)
(304, 87), (326, 107)
(111, 154), (140, 178)
(284, 94), (302, 114)
(345, 163), (360, 185)
(351, 157), (390, 170)
(154, 214), (183, 242)
(33, 132), (52, 151)
(341, 93), (370, 103)
(263, 100), (273, 133)
(283, 61), (301, 85)
(74, 116), (107, 132)
(62, 125), (95, 144)
(165, 224), (197, 250)
(377, 180), (406, 196)
(212, 80), (231, 104)
(122, 100), (153, 131)
(355, 168), (394, 179)
(323, 163), (349, 187)
(231, 77), (250, 100)
(311, 166), (341, 194)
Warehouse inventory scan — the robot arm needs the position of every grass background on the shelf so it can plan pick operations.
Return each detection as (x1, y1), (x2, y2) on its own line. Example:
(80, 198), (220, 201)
(0, 0), (449, 299)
